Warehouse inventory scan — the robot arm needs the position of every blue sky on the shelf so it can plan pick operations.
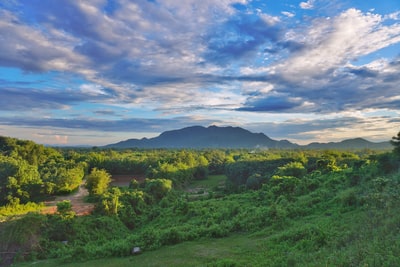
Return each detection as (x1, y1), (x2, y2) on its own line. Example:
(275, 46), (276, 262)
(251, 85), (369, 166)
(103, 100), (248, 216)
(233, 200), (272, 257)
(0, 0), (399, 146)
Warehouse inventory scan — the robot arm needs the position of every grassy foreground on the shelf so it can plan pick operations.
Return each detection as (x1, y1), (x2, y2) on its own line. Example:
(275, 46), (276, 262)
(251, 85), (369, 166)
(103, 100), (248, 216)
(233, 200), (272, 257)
(13, 235), (260, 267)
(12, 203), (400, 267)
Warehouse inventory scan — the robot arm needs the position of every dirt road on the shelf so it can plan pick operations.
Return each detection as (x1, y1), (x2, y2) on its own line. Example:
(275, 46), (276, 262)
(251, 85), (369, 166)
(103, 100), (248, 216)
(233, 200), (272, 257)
(42, 183), (94, 216)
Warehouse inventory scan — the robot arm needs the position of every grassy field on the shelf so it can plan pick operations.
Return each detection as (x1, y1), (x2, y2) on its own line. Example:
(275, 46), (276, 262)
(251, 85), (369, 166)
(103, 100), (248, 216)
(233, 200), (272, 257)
(12, 234), (261, 267)
(186, 175), (226, 192)
(13, 207), (396, 267)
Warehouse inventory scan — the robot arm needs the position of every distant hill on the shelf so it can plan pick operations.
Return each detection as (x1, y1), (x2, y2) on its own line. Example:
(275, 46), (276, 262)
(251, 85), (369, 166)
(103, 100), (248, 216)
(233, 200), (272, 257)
(104, 125), (392, 150)
(304, 137), (392, 150)
(105, 125), (298, 149)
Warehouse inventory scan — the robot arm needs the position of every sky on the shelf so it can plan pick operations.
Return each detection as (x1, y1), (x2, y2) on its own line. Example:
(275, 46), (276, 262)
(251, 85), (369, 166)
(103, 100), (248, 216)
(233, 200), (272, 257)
(0, 0), (400, 146)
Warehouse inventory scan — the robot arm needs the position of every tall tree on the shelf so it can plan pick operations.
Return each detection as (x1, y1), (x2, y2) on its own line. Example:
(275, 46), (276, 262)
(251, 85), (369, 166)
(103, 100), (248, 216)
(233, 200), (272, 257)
(391, 131), (400, 157)
(85, 168), (111, 196)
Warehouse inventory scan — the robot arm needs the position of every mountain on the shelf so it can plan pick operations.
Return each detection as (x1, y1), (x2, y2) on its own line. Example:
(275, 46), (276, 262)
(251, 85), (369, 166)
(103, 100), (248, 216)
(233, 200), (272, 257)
(304, 137), (392, 150)
(104, 125), (392, 150)
(105, 125), (298, 149)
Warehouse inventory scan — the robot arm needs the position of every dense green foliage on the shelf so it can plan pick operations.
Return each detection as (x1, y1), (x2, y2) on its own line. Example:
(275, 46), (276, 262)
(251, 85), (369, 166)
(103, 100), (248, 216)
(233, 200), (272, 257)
(391, 131), (400, 157)
(85, 168), (112, 196)
(0, 134), (399, 266)
(0, 137), (85, 207)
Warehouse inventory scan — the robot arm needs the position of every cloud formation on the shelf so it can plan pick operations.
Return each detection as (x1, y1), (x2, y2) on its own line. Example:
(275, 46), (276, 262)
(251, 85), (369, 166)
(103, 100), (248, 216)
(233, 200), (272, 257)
(238, 8), (400, 114)
(0, 0), (399, 145)
(299, 0), (315, 10)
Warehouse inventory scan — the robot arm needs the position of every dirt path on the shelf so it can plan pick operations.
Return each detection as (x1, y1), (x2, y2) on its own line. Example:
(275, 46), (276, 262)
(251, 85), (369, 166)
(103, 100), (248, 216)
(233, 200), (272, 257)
(41, 175), (145, 216)
(110, 174), (146, 187)
(42, 182), (94, 216)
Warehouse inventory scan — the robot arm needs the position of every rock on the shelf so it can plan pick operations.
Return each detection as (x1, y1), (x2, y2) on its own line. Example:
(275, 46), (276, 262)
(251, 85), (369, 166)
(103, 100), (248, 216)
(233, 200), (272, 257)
(132, 246), (141, 255)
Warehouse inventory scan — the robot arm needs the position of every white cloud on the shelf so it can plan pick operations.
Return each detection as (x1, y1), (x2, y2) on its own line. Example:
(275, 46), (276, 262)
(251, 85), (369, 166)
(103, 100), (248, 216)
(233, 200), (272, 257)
(279, 9), (400, 79)
(0, 10), (87, 72)
(281, 11), (295, 18)
(1, 1), (400, 146)
(80, 84), (108, 96)
(385, 11), (400, 20)
(260, 13), (281, 25)
(299, 0), (315, 10)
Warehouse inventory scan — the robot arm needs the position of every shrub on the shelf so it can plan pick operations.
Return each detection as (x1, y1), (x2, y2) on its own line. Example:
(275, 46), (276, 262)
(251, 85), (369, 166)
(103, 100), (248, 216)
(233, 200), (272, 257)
(140, 228), (161, 250)
(144, 178), (172, 201)
(85, 168), (111, 196)
(56, 200), (72, 214)
(276, 162), (307, 178)
(161, 228), (183, 245)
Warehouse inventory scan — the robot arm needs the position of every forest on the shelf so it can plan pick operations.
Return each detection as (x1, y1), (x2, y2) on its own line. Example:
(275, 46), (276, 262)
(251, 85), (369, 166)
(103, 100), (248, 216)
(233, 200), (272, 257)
(0, 133), (400, 266)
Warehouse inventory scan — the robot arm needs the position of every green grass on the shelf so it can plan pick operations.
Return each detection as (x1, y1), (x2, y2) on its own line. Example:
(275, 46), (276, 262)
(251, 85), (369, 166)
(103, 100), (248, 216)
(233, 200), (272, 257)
(12, 234), (261, 267)
(187, 175), (226, 190)
(10, 203), (400, 267)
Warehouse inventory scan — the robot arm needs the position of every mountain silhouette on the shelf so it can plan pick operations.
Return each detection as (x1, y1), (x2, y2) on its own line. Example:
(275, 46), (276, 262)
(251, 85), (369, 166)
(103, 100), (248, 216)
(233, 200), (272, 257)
(105, 125), (297, 149)
(104, 125), (391, 150)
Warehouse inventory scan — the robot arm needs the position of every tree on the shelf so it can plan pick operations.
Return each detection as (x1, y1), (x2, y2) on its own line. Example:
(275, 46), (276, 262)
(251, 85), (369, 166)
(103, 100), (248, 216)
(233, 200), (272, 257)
(57, 200), (72, 214)
(144, 178), (172, 201)
(0, 155), (42, 205)
(276, 162), (307, 178)
(56, 200), (76, 219)
(391, 131), (400, 157)
(85, 168), (111, 196)
(99, 187), (122, 215)
(40, 159), (85, 194)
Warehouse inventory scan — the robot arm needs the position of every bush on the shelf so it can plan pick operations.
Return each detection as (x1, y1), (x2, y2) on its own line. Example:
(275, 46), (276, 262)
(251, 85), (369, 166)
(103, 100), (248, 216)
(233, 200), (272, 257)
(161, 228), (183, 245)
(140, 228), (161, 250)
(57, 200), (72, 214)
(85, 168), (111, 196)
(144, 178), (172, 201)
(276, 162), (307, 178)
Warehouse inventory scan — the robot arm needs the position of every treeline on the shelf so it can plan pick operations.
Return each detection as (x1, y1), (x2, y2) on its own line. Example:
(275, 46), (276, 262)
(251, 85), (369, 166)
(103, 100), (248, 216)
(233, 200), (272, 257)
(0, 137), (86, 207)
(1, 135), (399, 208)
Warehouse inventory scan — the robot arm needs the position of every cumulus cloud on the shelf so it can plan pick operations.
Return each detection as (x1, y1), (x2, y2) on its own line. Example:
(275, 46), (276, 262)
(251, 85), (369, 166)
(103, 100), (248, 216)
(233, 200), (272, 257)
(238, 9), (400, 114)
(245, 115), (400, 144)
(0, 1), (400, 145)
(0, 9), (87, 72)
(299, 0), (315, 10)
(204, 12), (281, 66)
(281, 11), (295, 18)
(1, 1), (249, 93)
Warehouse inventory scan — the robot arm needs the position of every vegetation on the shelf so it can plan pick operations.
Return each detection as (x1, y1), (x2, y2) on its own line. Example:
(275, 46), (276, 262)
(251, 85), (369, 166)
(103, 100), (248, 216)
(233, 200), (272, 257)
(391, 131), (400, 157)
(0, 134), (399, 266)
(85, 168), (112, 197)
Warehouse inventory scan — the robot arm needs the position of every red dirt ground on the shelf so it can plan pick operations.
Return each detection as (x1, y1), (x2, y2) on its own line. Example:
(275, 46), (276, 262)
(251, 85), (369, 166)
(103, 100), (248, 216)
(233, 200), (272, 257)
(110, 174), (146, 187)
(42, 175), (145, 216)
(41, 183), (94, 216)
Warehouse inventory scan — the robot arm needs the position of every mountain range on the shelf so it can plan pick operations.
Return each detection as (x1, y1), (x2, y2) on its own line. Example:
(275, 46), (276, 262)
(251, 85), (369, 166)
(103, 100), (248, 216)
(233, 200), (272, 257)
(105, 125), (392, 150)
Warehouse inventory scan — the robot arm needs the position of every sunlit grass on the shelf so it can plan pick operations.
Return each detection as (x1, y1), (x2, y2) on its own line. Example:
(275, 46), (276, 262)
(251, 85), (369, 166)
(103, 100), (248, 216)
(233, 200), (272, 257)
(187, 175), (226, 190)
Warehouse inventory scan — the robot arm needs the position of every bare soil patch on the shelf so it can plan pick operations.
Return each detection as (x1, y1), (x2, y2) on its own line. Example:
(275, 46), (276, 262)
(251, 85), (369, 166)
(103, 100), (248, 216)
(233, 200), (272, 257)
(41, 174), (145, 216)
(110, 174), (146, 187)
(42, 183), (94, 216)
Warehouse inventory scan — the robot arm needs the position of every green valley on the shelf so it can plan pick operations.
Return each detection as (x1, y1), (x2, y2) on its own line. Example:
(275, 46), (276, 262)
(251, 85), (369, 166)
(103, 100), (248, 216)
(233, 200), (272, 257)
(0, 133), (399, 266)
